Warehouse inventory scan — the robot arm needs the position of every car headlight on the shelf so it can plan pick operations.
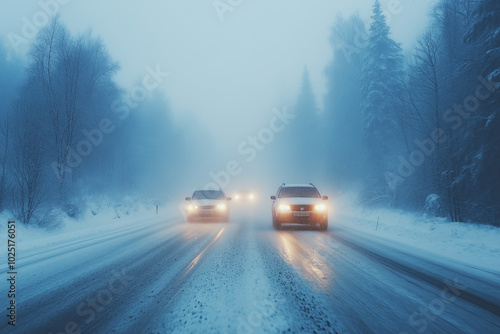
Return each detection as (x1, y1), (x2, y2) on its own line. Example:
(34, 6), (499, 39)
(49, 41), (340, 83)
(188, 205), (198, 211)
(278, 204), (290, 211)
(217, 204), (226, 210)
(315, 204), (325, 211)
(249, 194), (254, 199)
(235, 195), (239, 200)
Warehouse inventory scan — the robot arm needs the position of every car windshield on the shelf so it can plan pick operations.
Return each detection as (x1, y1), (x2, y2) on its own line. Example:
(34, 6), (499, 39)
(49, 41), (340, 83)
(192, 190), (225, 200)
(278, 186), (321, 198)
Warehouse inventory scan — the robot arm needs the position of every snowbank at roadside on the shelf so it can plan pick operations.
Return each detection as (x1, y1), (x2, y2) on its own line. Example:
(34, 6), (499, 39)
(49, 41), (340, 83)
(334, 195), (500, 273)
(0, 197), (179, 255)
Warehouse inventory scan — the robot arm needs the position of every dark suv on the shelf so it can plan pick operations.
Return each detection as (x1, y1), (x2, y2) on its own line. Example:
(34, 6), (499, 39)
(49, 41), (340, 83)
(270, 183), (328, 230)
(185, 189), (231, 222)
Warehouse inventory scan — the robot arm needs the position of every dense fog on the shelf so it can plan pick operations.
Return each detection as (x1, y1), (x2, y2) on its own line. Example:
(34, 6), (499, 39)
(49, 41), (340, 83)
(0, 0), (498, 226)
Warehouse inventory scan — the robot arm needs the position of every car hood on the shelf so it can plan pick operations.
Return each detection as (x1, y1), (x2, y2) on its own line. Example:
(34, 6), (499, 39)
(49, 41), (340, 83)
(192, 199), (225, 206)
(275, 197), (323, 205)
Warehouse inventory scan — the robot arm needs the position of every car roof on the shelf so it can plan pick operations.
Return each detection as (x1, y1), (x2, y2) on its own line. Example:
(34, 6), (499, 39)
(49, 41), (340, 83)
(281, 183), (316, 188)
(193, 189), (224, 193)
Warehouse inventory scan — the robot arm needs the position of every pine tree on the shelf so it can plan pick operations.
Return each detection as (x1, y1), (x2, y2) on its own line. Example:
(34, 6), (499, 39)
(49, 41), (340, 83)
(295, 67), (318, 122)
(323, 14), (366, 189)
(361, 0), (405, 202)
(460, 0), (500, 224)
(466, 0), (500, 89)
(288, 67), (319, 180)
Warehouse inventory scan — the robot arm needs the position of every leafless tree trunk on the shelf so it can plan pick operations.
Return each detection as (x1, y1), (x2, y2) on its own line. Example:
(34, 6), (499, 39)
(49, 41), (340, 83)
(11, 97), (47, 224)
(29, 17), (119, 195)
(0, 114), (10, 211)
(409, 30), (442, 194)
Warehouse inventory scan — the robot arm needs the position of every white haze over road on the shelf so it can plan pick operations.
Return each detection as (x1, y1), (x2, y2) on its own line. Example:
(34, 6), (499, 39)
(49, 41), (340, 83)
(0, 0), (435, 151)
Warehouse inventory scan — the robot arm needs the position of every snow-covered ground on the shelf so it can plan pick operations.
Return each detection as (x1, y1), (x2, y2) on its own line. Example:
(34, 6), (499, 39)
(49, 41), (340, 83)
(0, 198), (173, 255)
(334, 195), (500, 274)
(2, 197), (499, 333)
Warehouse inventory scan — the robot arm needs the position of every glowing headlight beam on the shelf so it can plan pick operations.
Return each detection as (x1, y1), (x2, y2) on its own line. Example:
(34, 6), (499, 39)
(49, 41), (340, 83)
(217, 204), (226, 210)
(315, 204), (326, 211)
(278, 204), (291, 210)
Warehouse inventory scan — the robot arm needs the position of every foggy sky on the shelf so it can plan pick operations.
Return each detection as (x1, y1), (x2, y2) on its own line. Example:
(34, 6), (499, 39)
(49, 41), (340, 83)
(1, 0), (435, 152)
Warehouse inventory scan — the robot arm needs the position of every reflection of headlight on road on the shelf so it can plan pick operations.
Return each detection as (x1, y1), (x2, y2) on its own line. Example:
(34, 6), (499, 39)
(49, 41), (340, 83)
(217, 204), (226, 210)
(315, 204), (325, 211)
(278, 204), (290, 211)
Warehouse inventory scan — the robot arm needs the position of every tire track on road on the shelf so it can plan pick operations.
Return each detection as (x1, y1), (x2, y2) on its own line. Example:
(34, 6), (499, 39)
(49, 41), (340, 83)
(119, 225), (226, 333)
(16, 222), (214, 334)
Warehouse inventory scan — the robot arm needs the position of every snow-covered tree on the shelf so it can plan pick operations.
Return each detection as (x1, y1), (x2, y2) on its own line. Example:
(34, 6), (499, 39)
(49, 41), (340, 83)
(400, 29), (445, 210)
(28, 17), (119, 191)
(361, 0), (405, 203)
(0, 41), (24, 212)
(458, 0), (500, 225)
(287, 67), (320, 180)
(323, 13), (367, 189)
(11, 86), (48, 224)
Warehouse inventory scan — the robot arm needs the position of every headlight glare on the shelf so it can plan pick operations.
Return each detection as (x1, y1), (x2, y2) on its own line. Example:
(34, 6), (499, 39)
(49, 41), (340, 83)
(315, 204), (326, 211)
(278, 204), (291, 211)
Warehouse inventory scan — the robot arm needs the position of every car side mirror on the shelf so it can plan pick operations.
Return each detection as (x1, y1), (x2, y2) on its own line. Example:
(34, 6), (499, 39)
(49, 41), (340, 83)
(185, 197), (191, 201)
(322, 196), (328, 200)
(270, 196), (276, 200)
(227, 197), (232, 201)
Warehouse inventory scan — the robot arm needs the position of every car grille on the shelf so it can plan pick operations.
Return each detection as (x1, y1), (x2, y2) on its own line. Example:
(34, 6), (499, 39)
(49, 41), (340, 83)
(198, 205), (216, 209)
(290, 205), (314, 211)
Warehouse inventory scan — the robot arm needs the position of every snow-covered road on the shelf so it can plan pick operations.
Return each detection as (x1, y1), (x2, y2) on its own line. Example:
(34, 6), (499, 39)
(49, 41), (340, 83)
(6, 211), (500, 334)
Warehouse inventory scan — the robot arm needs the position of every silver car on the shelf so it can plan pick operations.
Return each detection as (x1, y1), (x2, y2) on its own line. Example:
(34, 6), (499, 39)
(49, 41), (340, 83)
(270, 183), (328, 230)
(185, 189), (231, 222)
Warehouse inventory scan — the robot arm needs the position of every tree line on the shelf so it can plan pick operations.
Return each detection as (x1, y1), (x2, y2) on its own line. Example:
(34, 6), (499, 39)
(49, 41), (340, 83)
(0, 17), (194, 226)
(289, 0), (499, 225)
(1, 1), (498, 226)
